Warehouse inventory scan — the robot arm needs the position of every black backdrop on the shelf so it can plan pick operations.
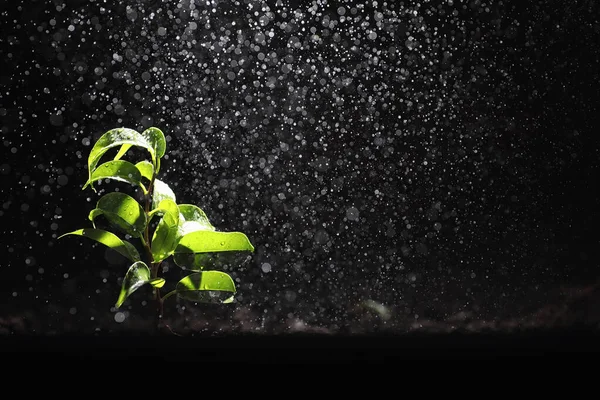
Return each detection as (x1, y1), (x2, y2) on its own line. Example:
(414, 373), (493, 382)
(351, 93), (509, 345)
(1, 0), (599, 331)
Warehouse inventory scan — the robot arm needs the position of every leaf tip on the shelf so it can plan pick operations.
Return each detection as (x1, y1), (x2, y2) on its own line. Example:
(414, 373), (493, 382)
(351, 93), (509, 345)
(115, 293), (126, 308)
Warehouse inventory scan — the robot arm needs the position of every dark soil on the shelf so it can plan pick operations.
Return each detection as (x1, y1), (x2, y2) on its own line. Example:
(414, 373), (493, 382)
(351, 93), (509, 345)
(2, 279), (599, 336)
(2, 279), (600, 361)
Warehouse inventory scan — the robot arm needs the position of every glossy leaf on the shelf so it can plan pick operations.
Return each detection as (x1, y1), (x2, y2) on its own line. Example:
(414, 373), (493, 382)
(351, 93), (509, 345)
(58, 228), (140, 262)
(82, 160), (143, 190)
(173, 231), (254, 271)
(175, 271), (236, 303)
(142, 127), (166, 160)
(152, 178), (176, 209)
(89, 192), (146, 237)
(151, 199), (180, 262)
(178, 204), (215, 236)
(149, 278), (166, 288)
(135, 160), (154, 182)
(173, 252), (253, 271)
(115, 261), (151, 308)
(148, 196), (180, 222)
(88, 208), (104, 228)
(87, 128), (157, 190)
(113, 143), (132, 161)
(158, 198), (180, 217)
(122, 241), (141, 262)
(176, 231), (254, 253)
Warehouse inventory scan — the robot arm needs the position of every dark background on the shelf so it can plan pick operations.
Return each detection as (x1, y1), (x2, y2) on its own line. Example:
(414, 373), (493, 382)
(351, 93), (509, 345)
(1, 0), (599, 334)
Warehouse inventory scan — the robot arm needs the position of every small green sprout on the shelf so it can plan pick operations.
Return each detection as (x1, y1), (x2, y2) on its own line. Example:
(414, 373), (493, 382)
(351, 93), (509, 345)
(59, 127), (254, 333)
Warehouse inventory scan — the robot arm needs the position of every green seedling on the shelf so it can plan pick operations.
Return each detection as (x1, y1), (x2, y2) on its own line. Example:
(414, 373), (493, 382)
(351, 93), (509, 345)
(59, 127), (254, 333)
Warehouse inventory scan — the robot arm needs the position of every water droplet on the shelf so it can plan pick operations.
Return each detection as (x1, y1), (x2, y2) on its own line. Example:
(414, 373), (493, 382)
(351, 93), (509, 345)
(346, 207), (359, 221)
(114, 312), (126, 323)
(261, 263), (272, 273)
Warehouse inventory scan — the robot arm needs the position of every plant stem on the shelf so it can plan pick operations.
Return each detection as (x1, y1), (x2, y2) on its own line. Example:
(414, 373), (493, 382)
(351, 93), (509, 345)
(144, 176), (155, 267)
(144, 174), (163, 333)
(143, 166), (178, 335)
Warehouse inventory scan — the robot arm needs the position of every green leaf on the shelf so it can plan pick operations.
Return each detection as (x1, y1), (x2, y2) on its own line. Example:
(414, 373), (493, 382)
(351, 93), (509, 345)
(175, 271), (236, 304)
(82, 160), (144, 190)
(58, 228), (140, 262)
(115, 261), (151, 308)
(142, 127), (166, 160)
(152, 179), (176, 209)
(122, 241), (141, 262)
(149, 278), (166, 288)
(88, 208), (104, 228)
(176, 230), (254, 253)
(151, 199), (180, 262)
(158, 198), (180, 217)
(178, 204), (215, 236)
(147, 198), (179, 223)
(173, 231), (254, 271)
(173, 252), (253, 271)
(135, 160), (154, 182)
(113, 144), (132, 161)
(86, 127), (166, 190)
(89, 192), (146, 237)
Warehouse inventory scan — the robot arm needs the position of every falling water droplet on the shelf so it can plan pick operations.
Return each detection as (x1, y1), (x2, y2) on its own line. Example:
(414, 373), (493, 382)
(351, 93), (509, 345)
(114, 312), (126, 323)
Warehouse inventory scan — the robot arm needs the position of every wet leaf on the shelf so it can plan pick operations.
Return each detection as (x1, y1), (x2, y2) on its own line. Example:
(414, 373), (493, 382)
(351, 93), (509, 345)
(82, 160), (143, 190)
(115, 261), (151, 308)
(176, 230), (254, 253)
(113, 144), (132, 161)
(152, 178), (176, 209)
(157, 198), (180, 217)
(122, 241), (141, 262)
(175, 271), (236, 304)
(151, 199), (180, 262)
(89, 192), (146, 237)
(178, 204), (215, 236)
(149, 278), (165, 288)
(58, 228), (140, 262)
(173, 252), (253, 272)
(87, 128), (160, 190)
(142, 127), (166, 160)
(88, 208), (104, 228)
(135, 160), (154, 182)
(173, 231), (254, 270)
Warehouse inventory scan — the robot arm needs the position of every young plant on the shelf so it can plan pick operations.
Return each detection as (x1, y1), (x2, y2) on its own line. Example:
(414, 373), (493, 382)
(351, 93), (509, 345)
(58, 127), (254, 333)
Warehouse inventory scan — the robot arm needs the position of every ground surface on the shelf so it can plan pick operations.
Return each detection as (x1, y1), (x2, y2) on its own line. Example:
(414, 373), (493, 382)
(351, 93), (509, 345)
(2, 279), (599, 337)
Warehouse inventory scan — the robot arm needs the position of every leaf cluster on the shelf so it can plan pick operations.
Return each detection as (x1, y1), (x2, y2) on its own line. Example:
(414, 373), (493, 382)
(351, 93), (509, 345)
(59, 127), (254, 309)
